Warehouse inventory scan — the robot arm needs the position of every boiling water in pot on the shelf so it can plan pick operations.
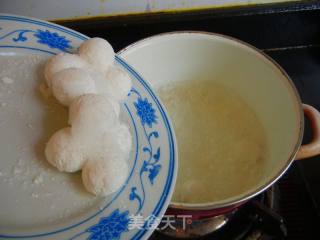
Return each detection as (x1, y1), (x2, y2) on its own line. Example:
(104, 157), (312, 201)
(158, 80), (268, 203)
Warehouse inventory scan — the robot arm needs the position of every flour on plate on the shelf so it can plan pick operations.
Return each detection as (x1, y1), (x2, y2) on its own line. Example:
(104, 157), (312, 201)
(0, 54), (102, 227)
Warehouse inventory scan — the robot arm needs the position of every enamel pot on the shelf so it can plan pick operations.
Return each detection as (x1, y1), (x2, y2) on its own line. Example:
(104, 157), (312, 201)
(119, 32), (320, 237)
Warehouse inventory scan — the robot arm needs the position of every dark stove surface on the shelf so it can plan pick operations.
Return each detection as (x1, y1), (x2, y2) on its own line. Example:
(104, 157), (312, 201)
(60, 2), (320, 239)
(151, 163), (318, 240)
(268, 48), (320, 230)
(155, 185), (286, 240)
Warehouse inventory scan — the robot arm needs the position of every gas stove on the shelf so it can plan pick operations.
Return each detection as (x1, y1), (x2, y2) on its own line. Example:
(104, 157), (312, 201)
(155, 185), (285, 240)
(60, 2), (320, 238)
(151, 164), (318, 240)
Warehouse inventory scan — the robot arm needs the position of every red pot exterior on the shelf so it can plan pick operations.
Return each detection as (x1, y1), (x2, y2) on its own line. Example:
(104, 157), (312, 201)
(165, 201), (246, 220)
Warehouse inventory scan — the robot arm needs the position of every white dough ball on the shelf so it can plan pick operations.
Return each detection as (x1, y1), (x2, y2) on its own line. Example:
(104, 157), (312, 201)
(69, 94), (119, 135)
(51, 68), (97, 106)
(102, 65), (132, 101)
(90, 65), (132, 102)
(44, 53), (88, 88)
(45, 128), (87, 172)
(90, 123), (132, 161)
(82, 158), (128, 196)
(85, 70), (121, 116)
(113, 124), (132, 158)
(89, 70), (109, 94)
(79, 38), (115, 72)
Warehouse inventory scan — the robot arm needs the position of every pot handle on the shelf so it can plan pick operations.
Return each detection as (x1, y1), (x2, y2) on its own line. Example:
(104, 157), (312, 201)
(296, 104), (320, 160)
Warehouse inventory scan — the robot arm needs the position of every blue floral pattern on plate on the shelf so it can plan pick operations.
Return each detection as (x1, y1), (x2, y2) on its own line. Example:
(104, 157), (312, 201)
(86, 209), (130, 240)
(129, 88), (162, 214)
(0, 28), (71, 51)
(134, 97), (157, 128)
(34, 29), (71, 51)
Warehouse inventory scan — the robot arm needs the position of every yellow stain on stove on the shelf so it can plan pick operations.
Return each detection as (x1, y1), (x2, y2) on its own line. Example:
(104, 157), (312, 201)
(53, 0), (299, 23)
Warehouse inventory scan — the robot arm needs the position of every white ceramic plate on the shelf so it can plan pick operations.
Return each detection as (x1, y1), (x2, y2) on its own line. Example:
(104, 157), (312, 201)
(0, 14), (177, 240)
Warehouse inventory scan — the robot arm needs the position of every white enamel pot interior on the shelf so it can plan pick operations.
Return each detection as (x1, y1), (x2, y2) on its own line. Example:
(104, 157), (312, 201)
(118, 32), (320, 211)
